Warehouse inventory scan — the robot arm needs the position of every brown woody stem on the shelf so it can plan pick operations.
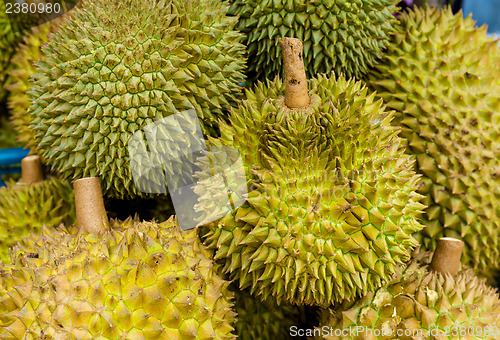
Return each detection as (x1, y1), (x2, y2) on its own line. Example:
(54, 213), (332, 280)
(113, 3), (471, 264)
(20, 155), (44, 184)
(430, 237), (464, 276)
(74, 177), (109, 234)
(278, 37), (309, 109)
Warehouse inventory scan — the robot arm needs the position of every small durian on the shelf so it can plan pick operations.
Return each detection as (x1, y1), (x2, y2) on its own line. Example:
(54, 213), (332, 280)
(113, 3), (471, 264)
(29, 0), (246, 198)
(227, 0), (398, 82)
(0, 177), (236, 339)
(368, 6), (500, 279)
(0, 155), (75, 261)
(197, 38), (425, 307)
(315, 238), (500, 339)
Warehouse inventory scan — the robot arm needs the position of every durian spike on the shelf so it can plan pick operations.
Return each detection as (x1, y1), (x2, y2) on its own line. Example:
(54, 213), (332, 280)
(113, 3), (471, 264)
(278, 37), (310, 109)
(430, 237), (464, 276)
(73, 177), (109, 234)
(20, 155), (44, 184)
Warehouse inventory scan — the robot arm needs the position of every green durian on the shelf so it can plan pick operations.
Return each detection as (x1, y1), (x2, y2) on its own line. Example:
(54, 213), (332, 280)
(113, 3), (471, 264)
(29, 0), (246, 198)
(0, 176), (76, 261)
(197, 39), (425, 307)
(233, 289), (306, 340)
(0, 217), (237, 339)
(315, 250), (500, 339)
(6, 19), (63, 147)
(368, 6), (500, 279)
(227, 0), (398, 82)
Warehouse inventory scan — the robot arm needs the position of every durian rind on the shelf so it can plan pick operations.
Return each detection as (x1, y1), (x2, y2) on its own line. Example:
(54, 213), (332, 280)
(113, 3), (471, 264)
(0, 177), (75, 261)
(7, 19), (62, 147)
(29, 0), (246, 198)
(368, 6), (500, 279)
(316, 252), (500, 339)
(228, 0), (398, 82)
(199, 75), (425, 307)
(0, 217), (236, 339)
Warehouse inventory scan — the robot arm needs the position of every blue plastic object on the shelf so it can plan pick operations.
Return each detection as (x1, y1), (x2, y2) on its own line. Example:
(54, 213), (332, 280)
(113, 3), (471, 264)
(0, 148), (30, 167)
(462, 0), (500, 44)
(0, 148), (30, 187)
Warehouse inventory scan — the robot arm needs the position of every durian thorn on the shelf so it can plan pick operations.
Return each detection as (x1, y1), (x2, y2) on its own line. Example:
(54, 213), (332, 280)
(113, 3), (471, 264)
(73, 177), (109, 234)
(20, 155), (44, 184)
(278, 37), (310, 109)
(429, 237), (464, 277)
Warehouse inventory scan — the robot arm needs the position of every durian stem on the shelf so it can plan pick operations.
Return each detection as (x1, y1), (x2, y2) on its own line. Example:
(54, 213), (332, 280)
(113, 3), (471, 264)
(278, 37), (310, 109)
(21, 155), (44, 184)
(74, 177), (109, 234)
(430, 237), (464, 276)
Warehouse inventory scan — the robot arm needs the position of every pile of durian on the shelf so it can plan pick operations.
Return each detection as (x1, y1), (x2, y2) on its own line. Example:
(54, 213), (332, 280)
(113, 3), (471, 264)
(0, 0), (499, 339)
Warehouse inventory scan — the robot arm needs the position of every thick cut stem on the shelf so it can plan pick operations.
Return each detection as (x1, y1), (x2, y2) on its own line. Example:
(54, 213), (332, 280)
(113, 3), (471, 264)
(430, 237), (464, 276)
(279, 37), (309, 109)
(74, 177), (109, 234)
(21, 155), (44, 184)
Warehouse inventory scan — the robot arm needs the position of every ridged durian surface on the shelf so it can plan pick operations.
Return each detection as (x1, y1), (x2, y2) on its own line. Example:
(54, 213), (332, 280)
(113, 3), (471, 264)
(198, 75), (425, 307)
(0, 217), (236, 339)
(29, 0), (246, 198)
(227, 0), (397, 82)
(368, 6), (500, 279)
(7, 20), (62, 147)
(0, 177), (75, 261)
(316, 252), (500, 339)
(0, 2), (23, 101)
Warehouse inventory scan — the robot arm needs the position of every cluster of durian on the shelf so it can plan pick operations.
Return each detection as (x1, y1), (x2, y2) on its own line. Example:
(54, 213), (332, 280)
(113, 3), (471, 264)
(0, 0), (499, 339)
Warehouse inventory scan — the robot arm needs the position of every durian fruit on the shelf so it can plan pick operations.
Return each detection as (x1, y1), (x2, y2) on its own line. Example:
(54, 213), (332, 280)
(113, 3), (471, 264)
(368, 6), (500, 279)
(29, 0), (246, 198)
(233, 288), (306, 340)
(0, 155), (75, 261)
(315, 238), (500, 339)
(0, 177), (236, 339)
(0, 0), (48, 101)
(0, 2), (23, 101)
(6, 19), (63, 147)
(197, 38), (425, 307)
(226, 0), (398, 82)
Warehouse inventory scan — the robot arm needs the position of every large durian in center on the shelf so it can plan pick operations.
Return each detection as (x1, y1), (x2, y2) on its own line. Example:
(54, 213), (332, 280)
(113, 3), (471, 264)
(29, 0), (246, 198)
(196, 39), (425, 307)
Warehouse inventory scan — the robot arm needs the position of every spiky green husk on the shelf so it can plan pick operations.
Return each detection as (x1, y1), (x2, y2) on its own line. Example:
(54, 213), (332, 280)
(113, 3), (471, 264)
(0, 177), (75, 261)
(315, 252), (500, 339)
(197, 75), (425, 307)
(227, 0), (397, 82)
(233, 289), (305, 340)
(0, 1), (45, 101)
(7, 20), (62, 147)
(0, 217), (236, 339)
(29, 0), (246, 198)
(368, 6), (500, 279)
